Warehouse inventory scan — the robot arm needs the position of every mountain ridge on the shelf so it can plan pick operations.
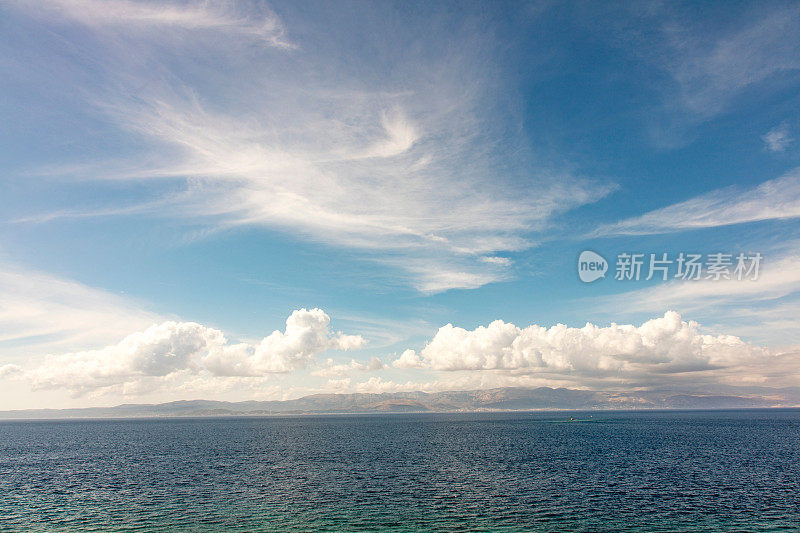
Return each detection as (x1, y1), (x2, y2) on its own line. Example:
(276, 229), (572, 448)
(2, 386), (799, 419)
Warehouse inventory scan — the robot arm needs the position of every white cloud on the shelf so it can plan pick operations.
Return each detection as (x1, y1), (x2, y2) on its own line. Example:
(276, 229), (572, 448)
(763, 123), (793, 152)
(601, 250), (800, 313)
(94, 89), (606, 291)
(594, 167), (800, 236)
(25, 308), (364, 394)
(605, 4), (800, 145)
(203, 308), (366, 376)
(400, 311), (799, 389)
(328, 314), (433, 350)
(391, 349), (426, 369)
(10, 2), (611, 292)
(325, 376), (426, 394)
(312, 356), (385, 378)
(8, 0), (295, 48)
(0, 364), (23, 379)
(354, 110), (420, 159)
(591, 245), (800, 344)
(325, 374), (590, 395)
(0, 261), (161, 357)
(30, 321), (220, 393)
(400, 259), (512, 294)
(480, 256), (512, 267)
(662, 5), (800, 118)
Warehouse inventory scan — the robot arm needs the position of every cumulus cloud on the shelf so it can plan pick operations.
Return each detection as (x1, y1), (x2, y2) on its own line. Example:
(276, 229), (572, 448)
(26, 308), (364, 394)
(312, 356), (385, 378)
(204, 308), (366, 376)
(391, 349), (426, 369)
(397, 311), (798, 389)
(325, 376), (424, 394)
(0, 364), (23, 379)
(10, 306), (799, 398)
(30, 321), (219, 392)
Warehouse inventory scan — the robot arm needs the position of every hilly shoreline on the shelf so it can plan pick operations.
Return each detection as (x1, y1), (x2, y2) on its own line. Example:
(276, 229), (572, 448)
(2, 386), (798, 420)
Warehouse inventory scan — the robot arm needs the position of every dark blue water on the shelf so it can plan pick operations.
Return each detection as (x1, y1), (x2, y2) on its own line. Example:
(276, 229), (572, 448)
(1, 410), (799, 531)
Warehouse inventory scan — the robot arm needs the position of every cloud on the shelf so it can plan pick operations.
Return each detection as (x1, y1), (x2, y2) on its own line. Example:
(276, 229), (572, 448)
(324, 376), (430, 394)
(30, 321), (220, 392)
(600, 4), (800, 145)
(312, 356), (385, 378)
(661, 5), (800, 118)
(763, 123), (793, 152)
(591, 245), (800, 344)
(0, 261), (161, 357)
(91, 85), (606, 292)
(7, 0), (295, 48)
(593, 168), (800, 236)
(326, 314), (433, 350)
(601, 249), (800, 313)
(25, 308), (364, 394)
(397, 258), (513, 294)
(354, 110), (420, 159)
(480, 256), (512, 267)
(0, 364), (23, 379)
(392, 349), (426, 369)
(8, 1), (611, 292)
(398, 311), (799, 389)
(203, 308), (365, 376)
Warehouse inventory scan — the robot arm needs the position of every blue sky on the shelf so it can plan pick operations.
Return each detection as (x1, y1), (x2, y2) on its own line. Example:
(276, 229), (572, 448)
(1, 0), (800, 408)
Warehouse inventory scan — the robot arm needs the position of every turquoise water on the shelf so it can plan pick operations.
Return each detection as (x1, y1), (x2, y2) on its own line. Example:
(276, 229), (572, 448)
(1, 410), (799, 531)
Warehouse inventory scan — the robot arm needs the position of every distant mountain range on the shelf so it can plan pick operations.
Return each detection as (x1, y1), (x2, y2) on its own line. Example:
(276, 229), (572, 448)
(2, 387), (799, 419)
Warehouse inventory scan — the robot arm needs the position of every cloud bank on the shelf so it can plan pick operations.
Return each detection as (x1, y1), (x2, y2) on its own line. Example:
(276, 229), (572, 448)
(27, 308), (364, 394)
(5, 306), (799, 399)
(392, 311), (799, 389)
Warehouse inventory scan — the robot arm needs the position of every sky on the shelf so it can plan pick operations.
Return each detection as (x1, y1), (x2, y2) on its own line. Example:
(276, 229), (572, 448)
(1, 0), (800, 409)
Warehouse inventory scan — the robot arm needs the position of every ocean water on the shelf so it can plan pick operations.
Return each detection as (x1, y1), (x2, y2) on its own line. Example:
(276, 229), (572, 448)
(1, 410), (799, 532)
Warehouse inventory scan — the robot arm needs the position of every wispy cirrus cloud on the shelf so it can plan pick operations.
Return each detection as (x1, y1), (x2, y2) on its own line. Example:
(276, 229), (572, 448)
(4, 0), (295, 48)
(662, 5), (800, 119)
(8, 0), (611, 292)
(601, 3), (800, 145)
(589, 244), (800, 344)
(0, 261), (161, 357)
(593, 168), (800, 236)
(598, 250), (800, 312)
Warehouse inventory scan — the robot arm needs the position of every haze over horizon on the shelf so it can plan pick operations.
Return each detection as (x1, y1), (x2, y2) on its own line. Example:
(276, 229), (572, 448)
(2, 0), (800, 409)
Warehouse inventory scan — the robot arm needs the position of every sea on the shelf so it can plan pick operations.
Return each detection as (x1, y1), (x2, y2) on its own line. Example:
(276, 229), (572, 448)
(1, 410), (798, 532)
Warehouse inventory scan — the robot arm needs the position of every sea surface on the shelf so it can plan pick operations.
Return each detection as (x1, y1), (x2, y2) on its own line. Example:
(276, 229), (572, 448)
(1, 410), (799, 532)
